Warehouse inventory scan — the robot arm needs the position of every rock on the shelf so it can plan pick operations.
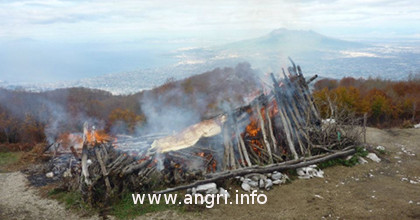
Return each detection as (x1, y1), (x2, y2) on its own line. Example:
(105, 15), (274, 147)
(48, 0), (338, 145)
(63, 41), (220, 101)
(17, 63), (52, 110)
(196, 183), (217, 193)
(242, 178), (252, 183)
(297, 165), (324, 179)
(259, 179), (265, 188)
(219, 187), (230, 199)
(240, 177), (245, 182)
(265, 179), (273, 190)
(206, 188), (219, 194)
(241, 182), (251, 192)
(245, 173), (266, 182)
(366, 153), (381, 163)
(409, 180), (419, 185)
(46, 172), (54, 178)
(272, 179), (283, 185)
(248, 180), (258, 188)
(251, 175), (260, 182)
(376, 146), (385, 151)
(271, 172), (283, 180)
(358, 157), (368, 164)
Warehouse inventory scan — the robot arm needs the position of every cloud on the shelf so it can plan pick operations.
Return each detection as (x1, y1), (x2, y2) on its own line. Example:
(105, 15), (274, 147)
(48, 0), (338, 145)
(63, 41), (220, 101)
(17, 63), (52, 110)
(0, 0), (418, 41)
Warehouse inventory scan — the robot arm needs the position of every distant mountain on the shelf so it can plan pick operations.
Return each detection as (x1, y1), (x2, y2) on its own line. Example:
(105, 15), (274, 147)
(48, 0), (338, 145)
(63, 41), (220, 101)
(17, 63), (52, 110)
(220, 28), (367, 53)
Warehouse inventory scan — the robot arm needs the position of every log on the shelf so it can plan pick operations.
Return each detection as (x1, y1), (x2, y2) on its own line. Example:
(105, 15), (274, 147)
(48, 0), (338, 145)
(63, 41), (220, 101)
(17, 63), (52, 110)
(222, 125), (230, 170)
(271, 73), (298, 159)
(228, 137), (236, 169)
(154, 148), (356, 194)
(255, 101), (273, 163)
(233, 116), (252, 167)
(122, 159), (152, 176)
(95, 147), (112, 197)
(265, 105), (278, 155)
(306, 74), (318, 85)
(81, 122), (91, 185)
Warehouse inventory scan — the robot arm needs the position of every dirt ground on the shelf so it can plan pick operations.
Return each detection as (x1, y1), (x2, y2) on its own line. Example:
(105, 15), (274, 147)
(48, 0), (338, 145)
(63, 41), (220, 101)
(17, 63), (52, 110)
(1, 127), (420, 219)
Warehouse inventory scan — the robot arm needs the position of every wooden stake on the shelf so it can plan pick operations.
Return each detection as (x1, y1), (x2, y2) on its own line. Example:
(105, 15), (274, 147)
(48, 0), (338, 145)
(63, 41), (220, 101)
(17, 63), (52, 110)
(255, 101), (273, 163)
(233, 116), (252, 167)
(363, 113), (367, 143)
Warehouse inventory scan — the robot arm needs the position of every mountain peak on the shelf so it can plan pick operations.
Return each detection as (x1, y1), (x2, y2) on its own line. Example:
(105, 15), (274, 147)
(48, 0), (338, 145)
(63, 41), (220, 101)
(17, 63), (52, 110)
(268, 28), (322, 38)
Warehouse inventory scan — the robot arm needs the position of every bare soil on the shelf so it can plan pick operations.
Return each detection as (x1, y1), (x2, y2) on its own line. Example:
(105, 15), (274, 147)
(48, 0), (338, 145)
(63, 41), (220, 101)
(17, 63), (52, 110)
(1, 127), (420, 220)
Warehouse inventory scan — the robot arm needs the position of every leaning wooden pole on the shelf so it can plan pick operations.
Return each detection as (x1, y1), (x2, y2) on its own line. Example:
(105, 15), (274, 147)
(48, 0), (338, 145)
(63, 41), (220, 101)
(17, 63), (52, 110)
(80, 122), (91, 185)
(271, 73), (299, 159)
(255, 101), (273, 163)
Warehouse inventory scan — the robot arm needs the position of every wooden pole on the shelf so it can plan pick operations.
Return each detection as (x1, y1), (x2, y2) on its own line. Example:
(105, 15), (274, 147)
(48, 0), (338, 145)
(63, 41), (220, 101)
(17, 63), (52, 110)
(233, 115), (252, 167)
(363, 113), (367, 144)
(81, 122), (91, 185)
(270, 73), (299, 159)
(255, 101), (273, 163)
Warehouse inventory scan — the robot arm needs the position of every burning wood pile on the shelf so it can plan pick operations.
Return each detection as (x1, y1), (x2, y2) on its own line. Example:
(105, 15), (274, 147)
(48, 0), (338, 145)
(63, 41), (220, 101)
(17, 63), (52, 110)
(46, 60), (360, 203)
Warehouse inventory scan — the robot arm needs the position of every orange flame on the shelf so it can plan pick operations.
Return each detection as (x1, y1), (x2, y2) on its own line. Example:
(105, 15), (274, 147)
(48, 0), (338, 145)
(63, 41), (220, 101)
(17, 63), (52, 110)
(246, 116), (260, 137)
(86, 130), (111, 145)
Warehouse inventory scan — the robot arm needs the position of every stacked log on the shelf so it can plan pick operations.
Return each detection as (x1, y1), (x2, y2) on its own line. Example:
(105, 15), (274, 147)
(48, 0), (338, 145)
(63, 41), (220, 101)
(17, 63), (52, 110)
(216, 61), (321, 169)
(70, 60), (359, 201)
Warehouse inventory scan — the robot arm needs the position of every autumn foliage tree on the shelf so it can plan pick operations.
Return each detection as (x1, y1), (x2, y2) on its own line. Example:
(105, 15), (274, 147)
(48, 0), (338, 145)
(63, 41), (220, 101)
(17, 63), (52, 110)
(313, 76), (420, 127)
(108, 108), (145, 133)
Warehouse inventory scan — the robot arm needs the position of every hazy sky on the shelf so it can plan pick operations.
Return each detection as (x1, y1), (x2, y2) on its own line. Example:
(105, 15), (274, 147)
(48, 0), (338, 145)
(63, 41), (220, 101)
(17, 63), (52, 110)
(0, 0), (419, 82)
(1, 0), (419, 42)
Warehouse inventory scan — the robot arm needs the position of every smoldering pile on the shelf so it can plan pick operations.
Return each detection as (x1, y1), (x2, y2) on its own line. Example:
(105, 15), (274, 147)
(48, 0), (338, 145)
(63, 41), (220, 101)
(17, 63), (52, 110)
(41, 60), (360, 204)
